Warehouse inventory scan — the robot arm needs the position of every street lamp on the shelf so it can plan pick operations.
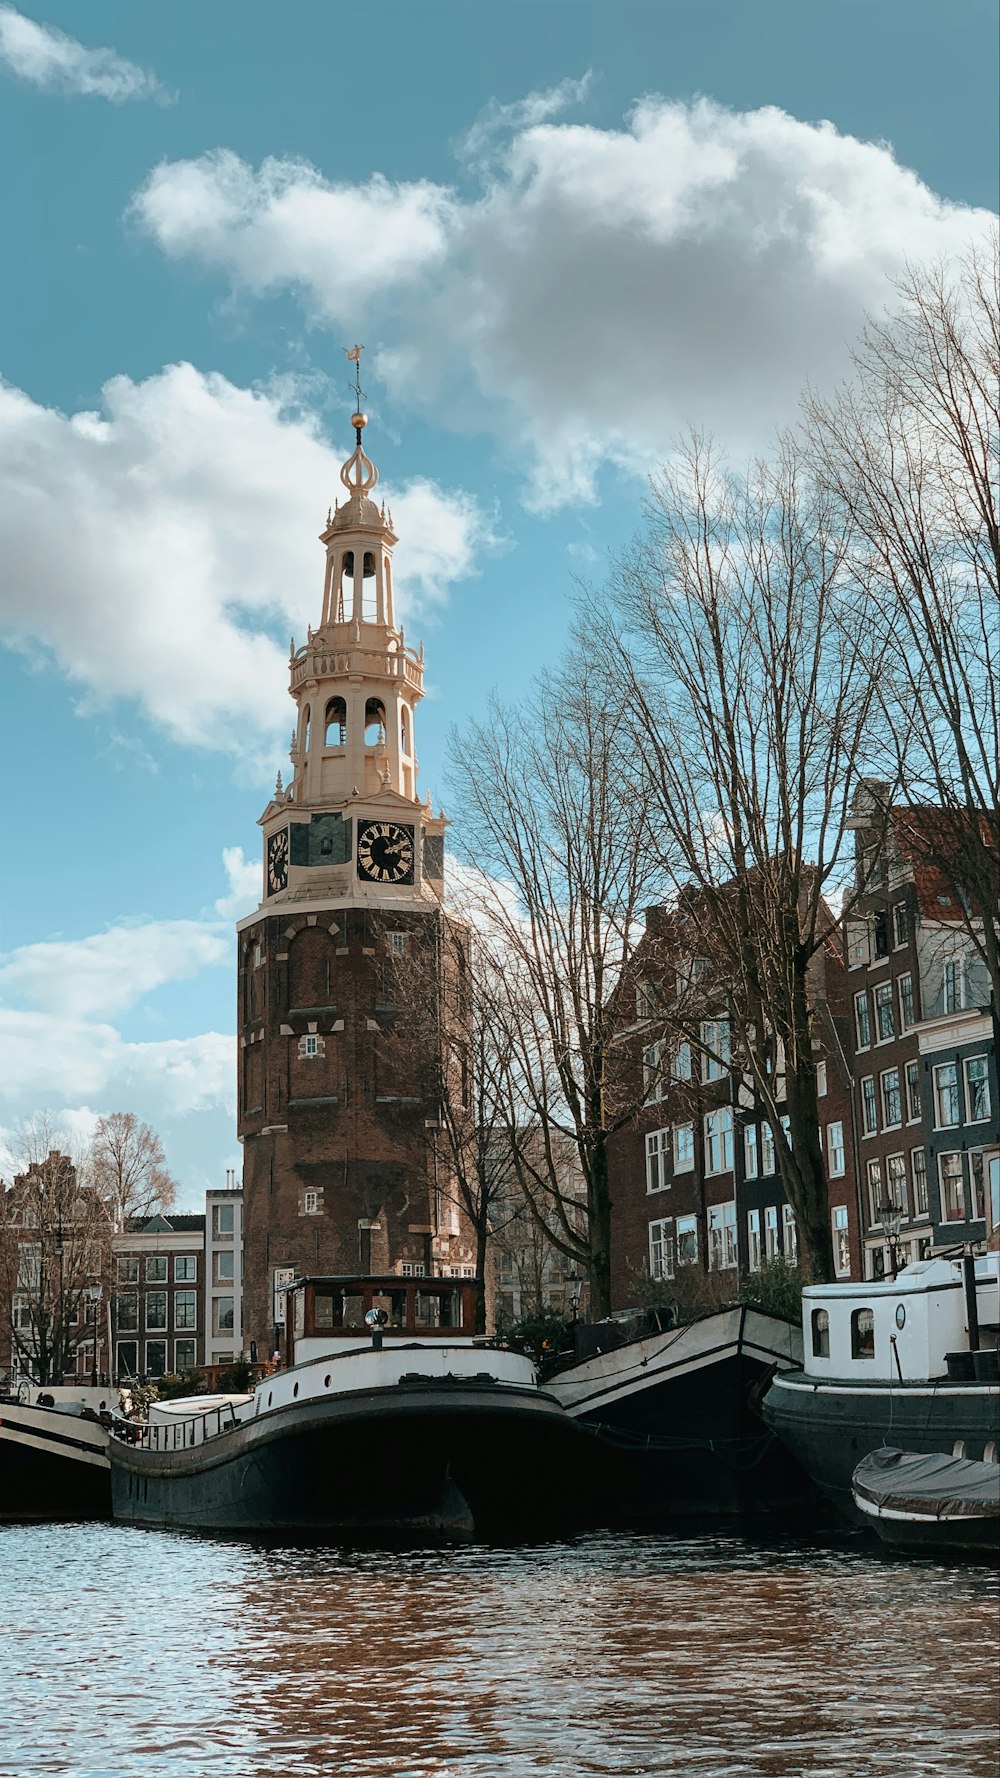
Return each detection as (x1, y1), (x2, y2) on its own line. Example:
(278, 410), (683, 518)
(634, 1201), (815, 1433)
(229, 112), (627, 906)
(87, 1282), (102, 1387)
(877, 1201), (904, 1281)
(568, 1273), (582, 1321)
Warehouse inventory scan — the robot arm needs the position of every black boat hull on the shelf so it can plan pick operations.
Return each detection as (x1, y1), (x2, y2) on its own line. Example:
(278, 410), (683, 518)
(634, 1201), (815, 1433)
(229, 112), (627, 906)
(762, 1372), (1000, 1525)
(110, 1379), (590, 1538)
(549, 1307), (815, 1521)
(0, 1403), (111, 1520)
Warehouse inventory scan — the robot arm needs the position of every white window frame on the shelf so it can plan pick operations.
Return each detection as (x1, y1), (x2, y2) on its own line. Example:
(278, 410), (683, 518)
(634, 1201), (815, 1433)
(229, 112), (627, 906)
(649, 1218), (675, 1281)
(174, 1256), (197, 1283)
(938, 1152), (966, 1224)
(873, 980), (895, 1043)
(645, 1128), (670, 1194)
(704, 1107), (734, 1176)
(897, 973), (915, 1032)
(675, 1214), (699, 1266)
(700, 1019), (730, 1082)
(861, 1076), (878, 1137)
(116, 1256), (139, 1286)
(146, 1255), (167, 1284)
(854, 990), (871, 1050)
(673, 1122), (695, 1173)
(905, 1059), (921, 1123)
(880, 1067), (902, 1130)
(747, 1209), (761, 1273)
(707, 1200), (737, 1271)
(816, 1060), (828, 1098)
(933, 1062), (960, 1129)
(964, 1055), (991, 1124)
(643, 1042), (667, 1102)
(866, 1158), (883, 1226)
(827, 1120), (846, 1178)
(673, 1041), (692, 1081)
(911, 1148), (929, 1220)
(303, 1189), (321, 1215)
(174, 1339), (196, 1373)
(145, 1291), (168, 1333)
(782, 1203), (798, 1261)
(173, 1289), (197, 1331)
(885, 1152), (908, 1220)
(832, 1205), (850, 1276)
(891, 902), (909, 949)
(764, 1204), (779, 1261)
(743, 1122), (759, 1180)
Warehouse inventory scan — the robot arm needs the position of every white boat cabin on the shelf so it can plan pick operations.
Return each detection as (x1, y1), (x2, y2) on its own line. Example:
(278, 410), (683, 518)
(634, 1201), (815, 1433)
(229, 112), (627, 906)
(284, 1274), (481, 1366)
(801, 1253), (1000, 1384)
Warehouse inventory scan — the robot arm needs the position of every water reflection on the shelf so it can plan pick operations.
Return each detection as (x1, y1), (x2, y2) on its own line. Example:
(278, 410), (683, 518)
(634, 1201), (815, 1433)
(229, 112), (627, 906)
(1, 1526), (996, 1777)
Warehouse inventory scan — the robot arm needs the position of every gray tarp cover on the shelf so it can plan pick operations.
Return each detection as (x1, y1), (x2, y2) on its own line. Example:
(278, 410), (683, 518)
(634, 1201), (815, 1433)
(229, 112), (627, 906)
(853, 1446), (1000, 1519)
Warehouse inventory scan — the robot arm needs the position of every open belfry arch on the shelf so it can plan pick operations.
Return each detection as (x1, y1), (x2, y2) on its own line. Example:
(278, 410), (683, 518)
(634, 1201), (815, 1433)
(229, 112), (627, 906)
(237, 358), (473, 1350)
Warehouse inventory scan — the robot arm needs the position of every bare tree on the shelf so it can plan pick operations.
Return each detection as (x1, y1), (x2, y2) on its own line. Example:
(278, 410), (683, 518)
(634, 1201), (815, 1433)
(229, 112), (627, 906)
(86, 1111), (178, 1231)
(806, 233), (1000, 1008)
(447, 654), (665, 1318)
(0, 1116), (112, 1386)
(384, 913), (526, 1333)
(605, 437), (887, 1279)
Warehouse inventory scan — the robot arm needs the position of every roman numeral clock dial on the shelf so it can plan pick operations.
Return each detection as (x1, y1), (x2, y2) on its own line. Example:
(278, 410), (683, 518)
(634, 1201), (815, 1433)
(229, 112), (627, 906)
(267, 828), (289, 893)
(356, 821), (415, 885)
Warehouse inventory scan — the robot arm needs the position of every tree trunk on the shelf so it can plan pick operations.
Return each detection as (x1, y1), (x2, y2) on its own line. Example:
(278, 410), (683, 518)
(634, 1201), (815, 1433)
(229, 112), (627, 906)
(587, 1134), (613, 1319)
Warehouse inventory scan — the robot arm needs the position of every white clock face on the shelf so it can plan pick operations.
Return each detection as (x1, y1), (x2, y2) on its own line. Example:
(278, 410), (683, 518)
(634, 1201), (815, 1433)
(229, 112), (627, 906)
(356, 820), (415, 885)
(267, 828), (289, 892)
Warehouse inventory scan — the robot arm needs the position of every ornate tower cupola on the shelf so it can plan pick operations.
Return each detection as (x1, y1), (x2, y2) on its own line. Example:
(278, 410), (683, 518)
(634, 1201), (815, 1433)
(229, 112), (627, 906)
(256, 362), (445, 907)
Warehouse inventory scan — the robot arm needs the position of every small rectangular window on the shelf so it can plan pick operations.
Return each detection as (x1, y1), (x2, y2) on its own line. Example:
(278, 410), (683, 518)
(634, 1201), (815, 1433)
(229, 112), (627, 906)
(648, 1218), (674, 1281)
(833, 1205), (850, 1275)
(897, 973), (915, 1031)
(861, 1077), (878, 1136)
(676, 1214), (698, 1266)
(673, 1122), (695, 1172)
(175, 1339), (196, 1372)
(145, 1340), (167, 1378)
(213, 1204), (235, 1239)
(933, 1062), (960, 1128)
(761, 1122), (776, 1176)
(885, 1152), (908, 1219)
(146, 1256), (167, 1284)
(942, 958), (961, 1014)
(747, 1209), (761, 1273)
(704, 1107), (734, 1175)
(816, 1060), (828, 1098)
(811, 1308), (830, 1357)
(645, 1128), (670, 1193)
(700, 1019), (730, 1082)
(965, 1056), (991, 1123)
(115, 1293), (138, 1333)
(116, 1256), (139, 1286)
(850, 1307), (875, 1361)
(782, 1205), (798, 1263)
(827, 1120), (846, 1178)
(174, 1256), (197, 1283)
(174, 1289), (197, 1331)
(213, 1250), (234, 1285)
(707, 1201), (737, 1271)
(905, 1060), (921, 1121)
(673, 1042), (692, 1081)
(389, 931), (408, 958)
(303, 1188), (320, 1215)
(854, 991), (871, 1050)
(213, 1296), (235, 1334)
(743, 1123), (759, 1179)
(880, 1068), (902, 1129)
(643, 1042), (667, 1102)
(145, 1291), (167, 1332)
(938, 1153), (966, 1223)
(873, 981), (895, 1042)
(764, 1204), (779, 1260)
(866, 1158), (883, 1225)
(911, 1148), (929, 1219)
(892, 903), (909, 948)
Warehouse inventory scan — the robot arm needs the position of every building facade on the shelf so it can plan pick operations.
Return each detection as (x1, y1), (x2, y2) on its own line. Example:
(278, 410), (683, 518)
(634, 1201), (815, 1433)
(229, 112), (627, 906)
(110, 1214), (206, 1381)
(205, 1177), (244, 1367)
(237, 408), (473, 1349)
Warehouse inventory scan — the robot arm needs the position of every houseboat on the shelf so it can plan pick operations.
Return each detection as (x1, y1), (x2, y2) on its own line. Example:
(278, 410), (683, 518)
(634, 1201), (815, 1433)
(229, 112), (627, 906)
(0, 1382), (115, 1520)
(761, 1253), (1000, 1524)
(108, 1274), (588, 1538)
(545, 1304), (814, 1519)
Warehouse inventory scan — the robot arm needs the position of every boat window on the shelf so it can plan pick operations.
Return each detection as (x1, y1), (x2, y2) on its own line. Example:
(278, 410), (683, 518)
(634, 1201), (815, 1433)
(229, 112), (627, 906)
(850, 1307), (875, 1360)
(341, 1291), (366, 1329)
(811, 1308), (830, 1358)
(313, 1291), (335, 1329)
(370, 1292), (401, 1328)
(415, 1291), (441, 1329)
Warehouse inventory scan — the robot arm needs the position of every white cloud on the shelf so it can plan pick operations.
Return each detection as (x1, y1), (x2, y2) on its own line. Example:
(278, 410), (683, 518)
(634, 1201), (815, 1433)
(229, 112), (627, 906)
(459, 73), (593, 168)
(214, 846), (261, 922)
(0, 1011), (234, 1118)
(0, 5), (168, 102)
(132, 97), (995, 508)
(0, 364), (492, 754)
(0, 917), (231, 1020)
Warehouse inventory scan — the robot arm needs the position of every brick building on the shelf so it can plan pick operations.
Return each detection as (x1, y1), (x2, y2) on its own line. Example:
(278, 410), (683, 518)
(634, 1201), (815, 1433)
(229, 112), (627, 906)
(110, 1214), (206, 1381)
(607, 900), (861, 1307)
(844, 793), (998, 1278)
(237, 406), (475, 1349)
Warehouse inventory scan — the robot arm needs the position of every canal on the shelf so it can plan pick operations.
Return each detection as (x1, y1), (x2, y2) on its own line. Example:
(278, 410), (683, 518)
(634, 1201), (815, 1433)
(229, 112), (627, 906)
(0, 1525), (996, 1777)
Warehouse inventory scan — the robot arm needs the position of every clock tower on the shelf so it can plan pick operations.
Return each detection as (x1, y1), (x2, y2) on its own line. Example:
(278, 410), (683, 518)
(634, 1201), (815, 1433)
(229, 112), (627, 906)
(236, 402), (470, 1351)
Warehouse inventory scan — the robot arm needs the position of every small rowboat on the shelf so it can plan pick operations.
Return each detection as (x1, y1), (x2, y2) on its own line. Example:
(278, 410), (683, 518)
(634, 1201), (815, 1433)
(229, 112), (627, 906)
(852, 1446), (999, 1556)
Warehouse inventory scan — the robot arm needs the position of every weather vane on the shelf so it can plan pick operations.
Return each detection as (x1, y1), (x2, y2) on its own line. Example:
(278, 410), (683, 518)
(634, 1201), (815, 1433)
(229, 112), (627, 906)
(343, 343), (366, 433)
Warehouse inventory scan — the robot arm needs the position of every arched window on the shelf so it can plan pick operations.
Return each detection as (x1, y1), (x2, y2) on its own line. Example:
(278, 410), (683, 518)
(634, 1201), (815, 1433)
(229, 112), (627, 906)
(400, 707), (409, 754)
(364, 698), (386, 746)
(811, 1308), (830, 1358)
(850, 1307), (875, 1360)
(362, 551), (376, 578)
(325, 697), (347, 747)
(302, 705), (311, 752)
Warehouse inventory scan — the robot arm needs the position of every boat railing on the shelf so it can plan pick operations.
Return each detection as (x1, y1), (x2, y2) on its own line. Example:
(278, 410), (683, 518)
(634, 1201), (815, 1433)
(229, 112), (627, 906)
(114, 1402), (240, 1452)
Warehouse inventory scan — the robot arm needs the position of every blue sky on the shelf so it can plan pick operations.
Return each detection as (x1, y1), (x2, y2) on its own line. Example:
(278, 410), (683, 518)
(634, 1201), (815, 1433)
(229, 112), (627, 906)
(1, 0), (996, 1205)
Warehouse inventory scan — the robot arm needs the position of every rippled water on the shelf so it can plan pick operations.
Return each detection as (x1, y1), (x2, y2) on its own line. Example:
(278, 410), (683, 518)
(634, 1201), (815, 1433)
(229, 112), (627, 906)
(0, 1525), (996, 1778)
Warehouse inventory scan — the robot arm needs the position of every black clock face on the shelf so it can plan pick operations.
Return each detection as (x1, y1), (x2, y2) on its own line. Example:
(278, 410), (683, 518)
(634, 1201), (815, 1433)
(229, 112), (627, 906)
(357, 820), (415, 885)
(267, 828), (289, 893)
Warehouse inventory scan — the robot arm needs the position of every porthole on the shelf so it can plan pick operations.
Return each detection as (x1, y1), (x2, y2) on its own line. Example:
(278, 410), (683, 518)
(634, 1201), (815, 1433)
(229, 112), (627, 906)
(895, 1304), (906, 1330)
(267, 1391), (273, 1407)
(324, 1374), (331, 1387)
(293, 1381), (299, 1398)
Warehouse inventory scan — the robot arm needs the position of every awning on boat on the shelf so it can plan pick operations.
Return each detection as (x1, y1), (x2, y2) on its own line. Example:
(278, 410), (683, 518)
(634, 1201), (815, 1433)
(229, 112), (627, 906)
(853, 1446), (1000, 1521)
